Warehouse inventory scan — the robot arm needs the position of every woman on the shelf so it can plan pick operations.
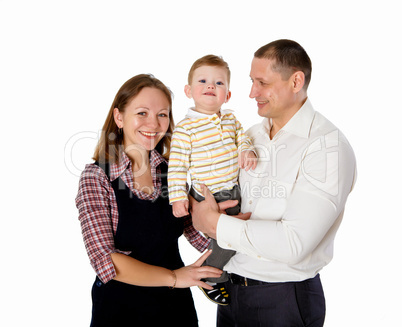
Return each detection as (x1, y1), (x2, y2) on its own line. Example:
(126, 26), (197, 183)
(76, 74), (223, 326)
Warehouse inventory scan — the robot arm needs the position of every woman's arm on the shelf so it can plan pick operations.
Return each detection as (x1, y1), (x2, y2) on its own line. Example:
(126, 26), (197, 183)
(76, 164), (222, 288)
(111, 250), (222, 289)
(76, 164), (130, 283)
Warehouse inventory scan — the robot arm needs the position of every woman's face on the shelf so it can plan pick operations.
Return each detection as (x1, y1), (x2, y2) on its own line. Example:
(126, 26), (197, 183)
(114, 87), (170, 155)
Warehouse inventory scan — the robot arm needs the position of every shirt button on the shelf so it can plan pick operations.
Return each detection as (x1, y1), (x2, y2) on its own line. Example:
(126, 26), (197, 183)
(249, 200), (253, 204)
(227, 244), (232, 248)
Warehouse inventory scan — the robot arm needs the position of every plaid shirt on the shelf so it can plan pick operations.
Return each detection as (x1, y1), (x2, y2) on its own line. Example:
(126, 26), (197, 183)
(76, 150), (210, 284)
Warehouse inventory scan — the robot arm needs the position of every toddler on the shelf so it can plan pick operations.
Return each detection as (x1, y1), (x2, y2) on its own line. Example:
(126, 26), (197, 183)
(168, 55), (257, 305)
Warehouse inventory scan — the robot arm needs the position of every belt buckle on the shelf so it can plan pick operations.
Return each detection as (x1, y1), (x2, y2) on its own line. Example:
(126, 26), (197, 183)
(243, 277), (248, 287)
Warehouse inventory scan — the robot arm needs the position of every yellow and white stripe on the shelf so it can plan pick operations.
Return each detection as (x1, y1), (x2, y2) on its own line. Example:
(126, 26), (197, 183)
(168, 108), (254, 203)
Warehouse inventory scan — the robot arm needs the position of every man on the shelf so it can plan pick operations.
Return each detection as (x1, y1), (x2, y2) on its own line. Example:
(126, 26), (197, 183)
(190, 39), (356, 327)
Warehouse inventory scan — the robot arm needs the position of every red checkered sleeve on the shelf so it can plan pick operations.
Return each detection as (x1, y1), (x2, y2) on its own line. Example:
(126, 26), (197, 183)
(75, 164), (130, 284)
(183, 215), (210, 252)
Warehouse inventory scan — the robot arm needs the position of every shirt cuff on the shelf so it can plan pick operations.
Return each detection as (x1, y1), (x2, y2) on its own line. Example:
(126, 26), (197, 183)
(94, 254), (117, 284)
(216, 213), (245, 251)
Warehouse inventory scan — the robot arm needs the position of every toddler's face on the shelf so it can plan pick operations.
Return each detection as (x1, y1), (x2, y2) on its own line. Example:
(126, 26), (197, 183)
(185, 65), (231, 115)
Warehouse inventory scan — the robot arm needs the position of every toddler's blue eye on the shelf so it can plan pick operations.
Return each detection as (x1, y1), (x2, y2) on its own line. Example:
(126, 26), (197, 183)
(199, 79), (206, 83)
(217, 81), (224, 85)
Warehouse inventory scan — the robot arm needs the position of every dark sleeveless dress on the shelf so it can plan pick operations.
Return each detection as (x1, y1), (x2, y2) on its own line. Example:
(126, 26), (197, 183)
(90, 162), (198, 327)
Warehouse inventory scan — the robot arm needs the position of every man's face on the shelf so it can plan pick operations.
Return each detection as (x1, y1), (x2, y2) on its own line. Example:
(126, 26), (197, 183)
(249, 57), (295, 119)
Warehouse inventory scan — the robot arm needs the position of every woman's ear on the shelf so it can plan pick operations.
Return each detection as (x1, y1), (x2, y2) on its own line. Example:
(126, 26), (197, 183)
(113, 108), (123, 128)
(184, 85), (192, 99)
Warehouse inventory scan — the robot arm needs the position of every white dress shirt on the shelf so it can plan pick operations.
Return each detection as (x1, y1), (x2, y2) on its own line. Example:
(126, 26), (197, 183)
(217, 99), (357, 282)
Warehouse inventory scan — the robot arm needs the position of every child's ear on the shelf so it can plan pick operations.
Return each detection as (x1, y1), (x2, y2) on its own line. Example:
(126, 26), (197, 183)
(225, 90), (232, 103)
(184, 85), (192, 99)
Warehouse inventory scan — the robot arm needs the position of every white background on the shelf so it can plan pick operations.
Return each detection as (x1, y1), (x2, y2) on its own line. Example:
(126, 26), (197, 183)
(1, 0), (401, 326)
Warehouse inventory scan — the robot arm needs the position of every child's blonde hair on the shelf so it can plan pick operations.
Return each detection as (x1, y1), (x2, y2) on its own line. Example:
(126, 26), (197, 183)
(188, 54), (231, 85)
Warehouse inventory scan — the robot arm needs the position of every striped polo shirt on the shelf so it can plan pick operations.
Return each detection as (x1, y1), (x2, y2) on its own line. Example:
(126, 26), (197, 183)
(168, 108), (254, 203)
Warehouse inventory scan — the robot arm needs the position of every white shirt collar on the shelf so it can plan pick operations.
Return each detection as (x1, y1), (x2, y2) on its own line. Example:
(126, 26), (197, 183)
(185, 107), (234, 119)
(262, 98), (316, 139)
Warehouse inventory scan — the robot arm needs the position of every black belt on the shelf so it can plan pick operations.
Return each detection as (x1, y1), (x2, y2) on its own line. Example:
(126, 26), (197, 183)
(228, 273), (272, 287)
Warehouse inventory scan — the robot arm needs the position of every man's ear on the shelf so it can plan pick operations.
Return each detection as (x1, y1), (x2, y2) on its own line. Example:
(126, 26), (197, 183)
(113, 108), (123, 128)
(184, 85), (192, 99)
(292, 71), (305, 93)
(225, 90), (232, 103)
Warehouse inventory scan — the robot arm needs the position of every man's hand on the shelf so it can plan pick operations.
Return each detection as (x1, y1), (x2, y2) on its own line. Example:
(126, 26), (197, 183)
(189, 185), (220, 239)
(189, 185), (251, 239)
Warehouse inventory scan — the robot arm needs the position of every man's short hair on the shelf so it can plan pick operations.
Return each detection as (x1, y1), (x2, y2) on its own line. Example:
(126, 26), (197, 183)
(255, 39), (312, 90)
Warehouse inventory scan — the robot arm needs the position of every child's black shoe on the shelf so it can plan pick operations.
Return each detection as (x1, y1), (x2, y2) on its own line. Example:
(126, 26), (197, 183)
(198, 283), (229, 305)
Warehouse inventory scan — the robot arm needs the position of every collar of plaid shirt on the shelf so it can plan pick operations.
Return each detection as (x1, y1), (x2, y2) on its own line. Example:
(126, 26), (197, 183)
(108, 149), (167, 201)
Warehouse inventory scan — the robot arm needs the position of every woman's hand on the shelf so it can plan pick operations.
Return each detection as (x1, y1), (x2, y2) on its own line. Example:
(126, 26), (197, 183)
(174, 250), (222, 290)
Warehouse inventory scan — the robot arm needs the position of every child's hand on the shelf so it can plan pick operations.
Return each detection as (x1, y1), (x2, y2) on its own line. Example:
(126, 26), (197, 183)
(172, 200), (190, 217)
(239, 150), (257, 171)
